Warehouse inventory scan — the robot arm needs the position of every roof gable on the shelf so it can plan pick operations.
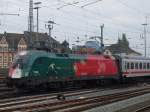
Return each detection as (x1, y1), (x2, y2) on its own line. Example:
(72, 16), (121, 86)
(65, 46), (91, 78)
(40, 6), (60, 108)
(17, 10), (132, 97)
(18, 38), (26, 46)
(0, 36), (8, 45)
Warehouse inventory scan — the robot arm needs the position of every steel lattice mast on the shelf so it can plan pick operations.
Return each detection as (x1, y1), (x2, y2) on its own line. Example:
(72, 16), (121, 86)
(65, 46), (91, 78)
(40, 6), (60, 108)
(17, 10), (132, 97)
(28, 0), (34, 32)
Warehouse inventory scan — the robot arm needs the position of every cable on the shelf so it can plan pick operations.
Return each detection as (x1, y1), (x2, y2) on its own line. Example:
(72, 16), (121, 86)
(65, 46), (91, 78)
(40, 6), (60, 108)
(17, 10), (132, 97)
(115, 0), (150, 15)
(81, 0), (102, 8)
(56, 0), (142, 32)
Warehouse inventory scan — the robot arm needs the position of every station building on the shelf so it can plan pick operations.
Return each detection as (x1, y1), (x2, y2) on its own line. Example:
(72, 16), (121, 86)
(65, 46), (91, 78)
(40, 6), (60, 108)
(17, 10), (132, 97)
(0, 31), (63, 68)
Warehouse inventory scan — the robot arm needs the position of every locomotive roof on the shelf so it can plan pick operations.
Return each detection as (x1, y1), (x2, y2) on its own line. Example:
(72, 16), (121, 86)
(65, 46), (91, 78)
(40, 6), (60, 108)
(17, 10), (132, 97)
(19, 50), (86, 59)
(21, 50), (115, 60)
(19, 51), (150, 61)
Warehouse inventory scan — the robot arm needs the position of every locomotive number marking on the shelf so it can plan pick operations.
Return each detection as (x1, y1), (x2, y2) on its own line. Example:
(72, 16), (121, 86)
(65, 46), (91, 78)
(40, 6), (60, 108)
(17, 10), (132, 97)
(98, 63), (106, 73)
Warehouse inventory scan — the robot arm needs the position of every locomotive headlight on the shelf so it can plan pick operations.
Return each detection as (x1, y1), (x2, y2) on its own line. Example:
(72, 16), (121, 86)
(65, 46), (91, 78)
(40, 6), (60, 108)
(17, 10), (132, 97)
(11, 68), (22, 78)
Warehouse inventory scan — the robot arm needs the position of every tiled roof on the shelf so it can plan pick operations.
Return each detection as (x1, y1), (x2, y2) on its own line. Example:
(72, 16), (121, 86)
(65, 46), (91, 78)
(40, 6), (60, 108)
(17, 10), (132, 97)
(24, 31), (61, 49)
(0, 31), (61, 51)
(105, 43), (141, 55)
(0, 32), (24, 50)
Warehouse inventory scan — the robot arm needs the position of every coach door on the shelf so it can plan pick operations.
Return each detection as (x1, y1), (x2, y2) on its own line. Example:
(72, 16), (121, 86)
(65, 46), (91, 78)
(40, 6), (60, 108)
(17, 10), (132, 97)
(122, 59), (128, 77)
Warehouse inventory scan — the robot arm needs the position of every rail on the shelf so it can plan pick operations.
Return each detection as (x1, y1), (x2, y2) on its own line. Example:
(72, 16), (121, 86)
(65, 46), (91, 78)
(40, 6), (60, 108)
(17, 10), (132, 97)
(134, 105), (150, 112)
(0, 86), (150, 112)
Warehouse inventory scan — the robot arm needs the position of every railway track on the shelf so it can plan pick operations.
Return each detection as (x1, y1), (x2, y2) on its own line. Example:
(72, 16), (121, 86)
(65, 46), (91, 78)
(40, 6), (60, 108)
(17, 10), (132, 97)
(25, 87), (150, 112)
(0, 76), (137, 100)
(0, 86), (13, 91)
(0, 75), (5, 80)
(0, 76), (5, 84)
(134, 105), (150, 112)
(0, 88), (105, 112)
(0, 86), (150, 112)
(0, 75), (16, 99)
(0, 83), (7, 87)
(0, 74), (150, 112)
(0, 88), (101, 105)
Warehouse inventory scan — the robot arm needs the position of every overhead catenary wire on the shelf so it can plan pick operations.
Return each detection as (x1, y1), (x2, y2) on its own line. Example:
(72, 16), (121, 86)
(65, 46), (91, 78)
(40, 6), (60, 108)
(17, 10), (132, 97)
(115, 0), (150, 16)
(0, 1), (149, 43)
(81, 0), (102, 8)
(55, 0), (143, 32)
(1, 0), (144, 34)
(51, 0), (149, 56)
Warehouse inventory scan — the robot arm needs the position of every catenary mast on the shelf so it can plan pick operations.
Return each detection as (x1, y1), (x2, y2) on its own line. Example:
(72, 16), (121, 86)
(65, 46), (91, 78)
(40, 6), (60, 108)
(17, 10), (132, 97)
(28, 0), (34, 32)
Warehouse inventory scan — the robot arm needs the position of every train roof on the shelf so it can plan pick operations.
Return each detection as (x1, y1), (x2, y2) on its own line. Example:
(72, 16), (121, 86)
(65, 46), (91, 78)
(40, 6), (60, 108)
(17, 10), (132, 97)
(118, 55), (150, 60)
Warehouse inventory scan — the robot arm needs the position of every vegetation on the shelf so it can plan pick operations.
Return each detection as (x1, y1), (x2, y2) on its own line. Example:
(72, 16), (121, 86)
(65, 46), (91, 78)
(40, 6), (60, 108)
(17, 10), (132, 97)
(106, 33), (141, 55)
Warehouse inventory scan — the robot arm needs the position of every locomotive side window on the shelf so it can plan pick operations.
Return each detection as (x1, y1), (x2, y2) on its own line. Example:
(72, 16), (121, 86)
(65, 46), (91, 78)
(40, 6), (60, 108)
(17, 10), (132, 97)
(37, 58), (43, 64)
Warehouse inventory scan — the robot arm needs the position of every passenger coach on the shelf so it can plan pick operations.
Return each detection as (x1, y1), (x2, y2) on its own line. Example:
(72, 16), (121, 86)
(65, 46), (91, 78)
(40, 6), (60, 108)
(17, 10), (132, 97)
(121, 55), (150, 78)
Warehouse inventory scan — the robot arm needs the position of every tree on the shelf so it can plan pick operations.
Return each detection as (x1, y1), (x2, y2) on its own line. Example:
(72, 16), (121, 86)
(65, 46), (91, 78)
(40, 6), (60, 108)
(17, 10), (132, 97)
(122, 33), (129, 47)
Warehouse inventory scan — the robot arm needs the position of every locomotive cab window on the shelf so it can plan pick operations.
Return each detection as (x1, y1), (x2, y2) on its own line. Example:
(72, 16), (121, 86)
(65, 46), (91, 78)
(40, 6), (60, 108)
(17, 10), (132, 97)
(12, 55), (29, 69)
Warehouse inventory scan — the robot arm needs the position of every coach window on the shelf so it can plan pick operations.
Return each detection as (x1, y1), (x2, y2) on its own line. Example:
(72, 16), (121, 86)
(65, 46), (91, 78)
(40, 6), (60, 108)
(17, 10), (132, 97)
(143, 63), (146, 69)
(127, 62), (130, 69)
(135, 63), (138, 69)
(147, 63), (150, 69)
(139, 63), (142, 69)
(131, 62), (134, 69)
(124, 62), (127, 70)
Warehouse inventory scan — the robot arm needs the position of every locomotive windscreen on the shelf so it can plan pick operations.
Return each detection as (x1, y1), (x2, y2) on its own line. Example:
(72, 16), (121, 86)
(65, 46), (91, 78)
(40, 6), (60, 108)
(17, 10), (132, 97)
(12, 54), (29, 69)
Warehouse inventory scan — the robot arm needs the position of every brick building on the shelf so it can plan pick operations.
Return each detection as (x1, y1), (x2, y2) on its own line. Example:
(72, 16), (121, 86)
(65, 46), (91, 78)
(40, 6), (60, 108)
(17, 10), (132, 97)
(0, 31), (62, 68)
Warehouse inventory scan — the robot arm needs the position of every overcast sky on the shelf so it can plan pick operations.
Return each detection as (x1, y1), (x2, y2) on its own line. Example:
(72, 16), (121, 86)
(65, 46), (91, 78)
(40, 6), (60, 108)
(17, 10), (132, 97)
(0, 0), (150, 56)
